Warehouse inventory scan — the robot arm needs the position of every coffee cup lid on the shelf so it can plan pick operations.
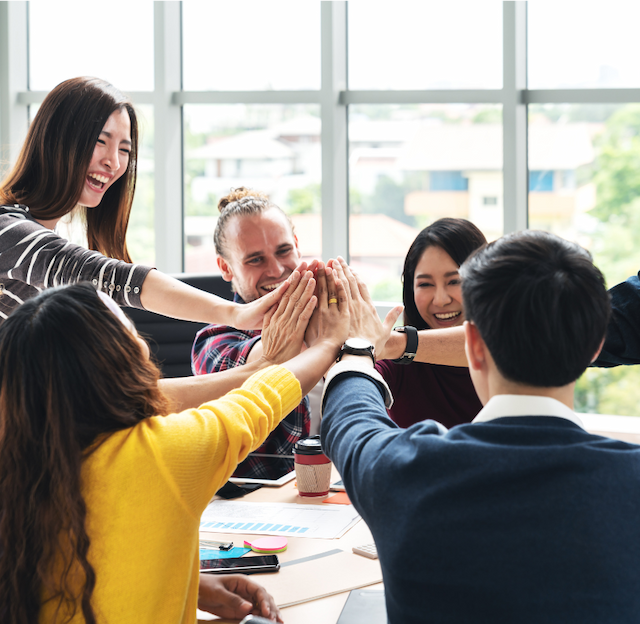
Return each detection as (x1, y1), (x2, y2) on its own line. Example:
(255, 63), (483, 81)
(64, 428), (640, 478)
(294, 435), (324, 455)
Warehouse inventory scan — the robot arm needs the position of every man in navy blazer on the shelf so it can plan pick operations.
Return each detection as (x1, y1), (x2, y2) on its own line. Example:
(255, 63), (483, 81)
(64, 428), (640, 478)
(321, 231), (640, 624)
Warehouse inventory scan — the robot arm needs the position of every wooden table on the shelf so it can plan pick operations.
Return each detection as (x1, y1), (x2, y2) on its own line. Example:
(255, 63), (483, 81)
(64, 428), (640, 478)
(197, 468), (383, 623)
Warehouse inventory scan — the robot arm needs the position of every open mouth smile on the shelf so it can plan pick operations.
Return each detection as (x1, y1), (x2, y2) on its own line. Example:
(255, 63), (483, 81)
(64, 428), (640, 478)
(261, 280), (286, 292)
(434, 311), (462, 321)
(86, 172), (111, 192)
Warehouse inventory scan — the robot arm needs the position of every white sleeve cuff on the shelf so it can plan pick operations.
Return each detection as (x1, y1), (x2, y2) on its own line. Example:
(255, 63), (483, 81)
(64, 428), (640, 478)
(320, 358), (394, 419)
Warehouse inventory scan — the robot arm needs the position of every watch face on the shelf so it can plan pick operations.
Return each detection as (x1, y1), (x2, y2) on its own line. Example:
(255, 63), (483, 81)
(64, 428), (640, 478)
(345, 337), (373, 350)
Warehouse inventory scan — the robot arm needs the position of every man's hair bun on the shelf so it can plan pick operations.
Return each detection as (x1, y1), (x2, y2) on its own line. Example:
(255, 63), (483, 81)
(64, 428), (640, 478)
(218, 187), (270, 213)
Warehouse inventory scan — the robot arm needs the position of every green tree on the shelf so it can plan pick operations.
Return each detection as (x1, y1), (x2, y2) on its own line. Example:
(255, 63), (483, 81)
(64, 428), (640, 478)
(286, 183), (321, 214)
(573, 104), (640, 416)
(592, 105), (640, 224)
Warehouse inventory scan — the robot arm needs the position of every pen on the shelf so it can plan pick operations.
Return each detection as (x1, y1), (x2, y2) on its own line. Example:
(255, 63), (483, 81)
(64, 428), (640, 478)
(200, 539), (234, 551)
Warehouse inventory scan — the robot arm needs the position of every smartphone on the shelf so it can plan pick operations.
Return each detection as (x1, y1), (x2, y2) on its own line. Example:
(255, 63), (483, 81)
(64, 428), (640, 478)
(330, 479), (346, 492)
(200, 555), (280, 575)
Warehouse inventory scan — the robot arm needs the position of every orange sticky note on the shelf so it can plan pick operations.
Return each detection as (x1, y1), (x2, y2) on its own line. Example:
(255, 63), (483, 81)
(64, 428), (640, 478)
(323, 492), (351, 505)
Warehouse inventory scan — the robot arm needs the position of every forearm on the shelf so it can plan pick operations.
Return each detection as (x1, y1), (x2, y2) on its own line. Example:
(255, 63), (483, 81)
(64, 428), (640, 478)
(159, 361), (266, 411)
(381, 326), (468, 367)
(281, 340), (340, 397)
(321, 373), (392, 508)
(140, 269), (237, 325)
(245, 339), (264, 363)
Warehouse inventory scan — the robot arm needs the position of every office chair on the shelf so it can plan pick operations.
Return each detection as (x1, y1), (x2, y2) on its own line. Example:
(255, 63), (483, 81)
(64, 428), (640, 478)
(123, 274), (234, 378)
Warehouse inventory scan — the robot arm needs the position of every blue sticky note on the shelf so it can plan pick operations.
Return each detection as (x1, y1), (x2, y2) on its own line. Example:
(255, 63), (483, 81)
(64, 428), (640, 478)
(199, 546), (250, 560)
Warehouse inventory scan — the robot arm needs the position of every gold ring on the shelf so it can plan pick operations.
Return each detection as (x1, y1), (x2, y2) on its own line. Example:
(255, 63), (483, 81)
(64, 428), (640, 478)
(328, 298), (338, 305)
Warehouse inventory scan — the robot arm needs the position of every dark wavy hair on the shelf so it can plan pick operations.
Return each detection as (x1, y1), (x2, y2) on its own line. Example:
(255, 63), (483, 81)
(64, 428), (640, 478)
(0, 76), (138, 262)
(460, 230), (611, 387)
(0, 284), (169, 623)
(402, 218), (487, 329)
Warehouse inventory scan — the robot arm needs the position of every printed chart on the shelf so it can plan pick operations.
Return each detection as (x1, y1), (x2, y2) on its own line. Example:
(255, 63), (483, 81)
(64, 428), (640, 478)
(200, 500), (360, 539)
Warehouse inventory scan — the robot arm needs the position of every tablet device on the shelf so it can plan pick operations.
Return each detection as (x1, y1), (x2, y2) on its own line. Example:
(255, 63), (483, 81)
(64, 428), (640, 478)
(337, 589), (386, 624)
(228, 453), (296, 487)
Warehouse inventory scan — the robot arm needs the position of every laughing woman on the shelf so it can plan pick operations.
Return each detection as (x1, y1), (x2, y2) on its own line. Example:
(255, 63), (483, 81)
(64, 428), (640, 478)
(374, 218), (487, 428)
(0, 76), (283, 328)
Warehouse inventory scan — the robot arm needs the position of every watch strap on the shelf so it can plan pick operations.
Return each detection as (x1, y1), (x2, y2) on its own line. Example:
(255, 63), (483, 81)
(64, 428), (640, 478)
(338, 341), (376, 366)
(392, 326), (418, 365)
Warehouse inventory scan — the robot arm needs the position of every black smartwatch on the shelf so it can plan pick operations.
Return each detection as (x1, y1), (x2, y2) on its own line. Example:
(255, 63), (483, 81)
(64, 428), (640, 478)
(392, 326), (418, 365)
(337, 337), (376, 365)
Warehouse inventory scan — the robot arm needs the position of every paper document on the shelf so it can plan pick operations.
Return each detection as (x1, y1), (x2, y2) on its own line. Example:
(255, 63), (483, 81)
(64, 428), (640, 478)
(200, 500), (360, 539)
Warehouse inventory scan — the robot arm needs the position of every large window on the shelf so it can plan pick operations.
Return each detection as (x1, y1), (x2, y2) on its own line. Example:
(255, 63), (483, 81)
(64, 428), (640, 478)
(3, 1), (640, 418)
(183, 104), (321, 273)
(348, 104), (503, 301)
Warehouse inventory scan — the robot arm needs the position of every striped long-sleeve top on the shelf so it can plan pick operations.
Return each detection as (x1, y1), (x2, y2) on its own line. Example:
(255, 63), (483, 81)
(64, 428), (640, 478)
(0, 204), (153, 322)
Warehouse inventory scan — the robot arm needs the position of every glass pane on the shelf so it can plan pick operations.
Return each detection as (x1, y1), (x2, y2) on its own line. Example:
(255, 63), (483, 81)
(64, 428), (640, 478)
(349, 104), (503, 303)
(529, 5), (640, 89)
(529, 104), (640, 417)
(184, 104), (321, 274)
(29, 1), (154, 91)
(349, 1), (502, 90)
(183, 1), (320, 90)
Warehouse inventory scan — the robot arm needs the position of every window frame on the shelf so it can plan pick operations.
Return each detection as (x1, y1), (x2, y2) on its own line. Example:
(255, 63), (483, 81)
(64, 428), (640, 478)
(3, 0), (640, 428)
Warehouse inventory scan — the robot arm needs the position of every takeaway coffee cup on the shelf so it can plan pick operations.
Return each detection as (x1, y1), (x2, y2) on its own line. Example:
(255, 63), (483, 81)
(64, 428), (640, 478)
(293, 436), (332, 497)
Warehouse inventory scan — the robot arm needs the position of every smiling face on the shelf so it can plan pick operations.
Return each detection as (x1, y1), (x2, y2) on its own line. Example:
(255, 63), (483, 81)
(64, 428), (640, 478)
(79, 108), (132, 208)
(413, 245), (464, 329)
(217, 208), (301, 302)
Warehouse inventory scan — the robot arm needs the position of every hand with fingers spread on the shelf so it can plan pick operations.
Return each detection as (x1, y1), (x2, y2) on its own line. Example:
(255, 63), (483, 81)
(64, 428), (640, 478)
(260, 269), (317, 366)
(232, 261), (309, 331)
(308, 264), (351, 350)
(329, 257), (403, 357)
(304, 261), (325, 348)
(280, 265), (350, 396)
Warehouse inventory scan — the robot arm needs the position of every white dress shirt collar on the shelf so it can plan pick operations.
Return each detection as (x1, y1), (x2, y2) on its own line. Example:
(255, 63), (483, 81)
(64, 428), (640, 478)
(472, 394), (585, 430)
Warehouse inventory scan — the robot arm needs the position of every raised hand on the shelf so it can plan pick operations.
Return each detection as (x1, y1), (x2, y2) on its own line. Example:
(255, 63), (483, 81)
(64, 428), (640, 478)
(260, 269), (317, 365)
(306, 263), (350, 350)
(232, 262), (309, 330)
(329, 257), (402, 357)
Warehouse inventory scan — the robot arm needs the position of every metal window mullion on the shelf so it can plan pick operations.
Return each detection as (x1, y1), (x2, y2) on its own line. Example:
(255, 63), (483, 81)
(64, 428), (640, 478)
(526, 88), (640, 104)
(0, 1), (29, 176)
(174, 91), (321, 105)
(153, 0), (183, 273)
(344, 90), (504, 105)
(502, 1), (528, 234)
(320, 0), (348, 262)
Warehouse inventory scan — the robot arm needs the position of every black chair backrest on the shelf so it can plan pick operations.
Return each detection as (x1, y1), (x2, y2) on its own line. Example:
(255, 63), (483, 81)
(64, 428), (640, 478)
(123, 274), (234, 378)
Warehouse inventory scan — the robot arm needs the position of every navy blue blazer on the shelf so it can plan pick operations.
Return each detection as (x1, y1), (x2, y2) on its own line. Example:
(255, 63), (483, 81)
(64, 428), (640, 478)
(322, 372), (640, 624)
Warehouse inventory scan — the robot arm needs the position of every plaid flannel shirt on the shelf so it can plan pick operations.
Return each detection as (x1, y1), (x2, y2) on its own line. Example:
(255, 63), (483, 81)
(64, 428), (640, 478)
(191, 295), (310, 479)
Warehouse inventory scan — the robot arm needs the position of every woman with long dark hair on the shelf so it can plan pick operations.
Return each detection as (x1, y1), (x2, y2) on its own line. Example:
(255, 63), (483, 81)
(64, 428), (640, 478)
(374, 217), (487, 428)
(0, 76), (283, 329)
(0, 270), (349, 623)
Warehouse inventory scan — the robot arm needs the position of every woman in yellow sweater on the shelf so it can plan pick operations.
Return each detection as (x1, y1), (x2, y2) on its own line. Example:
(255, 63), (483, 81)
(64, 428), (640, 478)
(0, 268), (349, 623)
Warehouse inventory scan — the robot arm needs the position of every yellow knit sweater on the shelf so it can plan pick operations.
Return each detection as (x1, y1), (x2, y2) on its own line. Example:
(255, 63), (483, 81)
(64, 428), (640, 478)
(39, 365), (301, 624)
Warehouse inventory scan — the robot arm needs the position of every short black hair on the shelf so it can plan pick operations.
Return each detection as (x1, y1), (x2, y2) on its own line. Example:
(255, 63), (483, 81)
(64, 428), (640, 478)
(460, 230), (610, 387)
(403, 218), (487, 329)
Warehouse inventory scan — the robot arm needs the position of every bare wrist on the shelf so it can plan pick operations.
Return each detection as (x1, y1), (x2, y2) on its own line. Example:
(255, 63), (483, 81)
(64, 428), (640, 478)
(380, 330), (406, 360)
